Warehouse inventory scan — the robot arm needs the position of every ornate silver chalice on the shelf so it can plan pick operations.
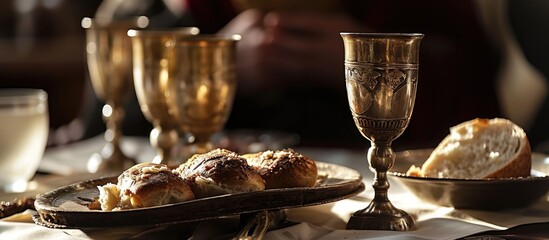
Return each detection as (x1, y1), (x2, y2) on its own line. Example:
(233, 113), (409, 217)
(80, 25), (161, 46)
(341, 33), (423, 231)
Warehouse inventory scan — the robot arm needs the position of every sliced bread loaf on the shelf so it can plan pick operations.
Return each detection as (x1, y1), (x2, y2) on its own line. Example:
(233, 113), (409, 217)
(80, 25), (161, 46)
(407, 118), (531, 179)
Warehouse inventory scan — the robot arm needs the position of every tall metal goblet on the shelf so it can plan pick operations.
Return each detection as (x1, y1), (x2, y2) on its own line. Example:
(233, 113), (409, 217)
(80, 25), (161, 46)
(82, 17), (148, 174)
(128, 28), (199, 167)
(166, 35), (240, 160)
(341, 33), (423, 231)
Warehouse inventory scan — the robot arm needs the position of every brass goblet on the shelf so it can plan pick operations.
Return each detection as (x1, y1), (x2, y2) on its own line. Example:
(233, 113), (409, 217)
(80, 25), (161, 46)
(82, 17), (149, 174)
(341, 33), (424, 231)
(128, 28), (199, 167)
(166, 35), (240, 160)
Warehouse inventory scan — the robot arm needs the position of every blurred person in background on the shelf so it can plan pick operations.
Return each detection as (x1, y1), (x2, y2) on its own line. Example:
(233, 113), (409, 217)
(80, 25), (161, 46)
(507, 0), (549, 152)
(5, 0), (549, 152)
(81, 0), (501, 149)
(476, 0), (549, 152)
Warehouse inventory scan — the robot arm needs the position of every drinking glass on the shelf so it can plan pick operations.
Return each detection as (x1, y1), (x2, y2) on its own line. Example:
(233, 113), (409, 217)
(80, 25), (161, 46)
(128, 27), (199, 167)
(341, 33), (423, 231)
(0, 89), (48, 193)
(82, 17), (148, 174)
(166, 35), (240, 160)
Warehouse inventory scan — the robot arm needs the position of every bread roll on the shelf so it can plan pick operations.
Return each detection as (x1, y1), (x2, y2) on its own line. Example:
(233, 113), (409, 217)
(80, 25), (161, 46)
(407, 118), (531, 179)
(98, 162), (195, 211)
(242, 149), (318, 189)
(174, 149), (265, 198)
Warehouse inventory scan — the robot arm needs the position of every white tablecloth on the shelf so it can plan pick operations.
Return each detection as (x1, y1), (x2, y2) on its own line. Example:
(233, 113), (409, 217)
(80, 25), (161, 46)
(1, 135), (548, 239)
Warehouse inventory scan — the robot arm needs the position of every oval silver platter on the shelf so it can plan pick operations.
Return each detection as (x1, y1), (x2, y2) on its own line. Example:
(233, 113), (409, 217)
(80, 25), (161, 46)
(34, 161), (364, 229)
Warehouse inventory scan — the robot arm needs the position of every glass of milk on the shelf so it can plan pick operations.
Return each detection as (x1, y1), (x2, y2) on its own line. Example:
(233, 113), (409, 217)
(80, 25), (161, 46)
(0, 89), (49, 192)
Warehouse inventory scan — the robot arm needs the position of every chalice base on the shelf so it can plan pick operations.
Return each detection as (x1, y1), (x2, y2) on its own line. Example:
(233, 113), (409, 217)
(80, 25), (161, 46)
(346, 202), (415, 231)
(87, 143), (136, 174)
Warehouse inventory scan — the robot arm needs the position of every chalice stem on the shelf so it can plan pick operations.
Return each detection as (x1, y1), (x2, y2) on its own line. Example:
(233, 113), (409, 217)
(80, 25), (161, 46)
(193, 133), (214, 154)
(179, 133), (214, 161)
(369, 144), (392, 203)
(368, 144), (393, 212)
(346, 143), (415, 230)
(373, 171), (390, 202)
(99, 102), (135, 168)
(102, 102), (123, 148)
(150, 126), (178, 166)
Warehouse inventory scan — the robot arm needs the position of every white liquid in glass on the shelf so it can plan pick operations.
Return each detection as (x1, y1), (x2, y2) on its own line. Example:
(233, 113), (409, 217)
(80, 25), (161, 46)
(0, 108), (48, 191)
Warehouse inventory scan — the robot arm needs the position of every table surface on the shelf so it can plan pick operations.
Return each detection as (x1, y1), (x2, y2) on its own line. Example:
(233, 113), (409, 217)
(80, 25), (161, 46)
(1, 135), (548, 240)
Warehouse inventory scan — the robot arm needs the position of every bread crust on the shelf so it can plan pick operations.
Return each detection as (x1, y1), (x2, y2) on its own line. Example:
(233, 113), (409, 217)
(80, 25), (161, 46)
(99, 162), (195, 211)
(486, 134), (531, 178)
(125, 169), (195, 208)
(174, 149), (265, 198)
(243, 149), (318, 188)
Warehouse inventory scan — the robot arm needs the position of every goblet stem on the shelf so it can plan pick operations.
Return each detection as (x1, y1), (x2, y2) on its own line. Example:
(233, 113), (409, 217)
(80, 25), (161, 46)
(179, 133), (214, 161)
(191, 133), (214, 154)
(369, 144), (392, 202)
(347, 144), (415, 230)
(88, 102), (136, 174)
(150, 125), (178, 166)
(103, 103), (123, 147)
